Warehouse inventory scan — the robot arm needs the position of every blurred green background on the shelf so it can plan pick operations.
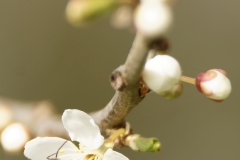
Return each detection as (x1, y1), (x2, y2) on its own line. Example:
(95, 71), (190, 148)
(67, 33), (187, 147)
(0, 0), (239, 159)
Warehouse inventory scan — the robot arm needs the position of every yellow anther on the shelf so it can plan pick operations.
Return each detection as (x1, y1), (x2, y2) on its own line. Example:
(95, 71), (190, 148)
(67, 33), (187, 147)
(58, 149), (65, 154)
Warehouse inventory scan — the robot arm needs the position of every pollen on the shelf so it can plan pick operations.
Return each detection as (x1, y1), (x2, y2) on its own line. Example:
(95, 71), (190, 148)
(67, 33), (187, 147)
(59, 149), (65, 154)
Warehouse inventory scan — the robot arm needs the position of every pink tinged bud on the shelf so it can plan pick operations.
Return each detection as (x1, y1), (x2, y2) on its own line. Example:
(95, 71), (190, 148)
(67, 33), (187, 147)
(215, 69), (227, 76)
(196, 69), (231, 101)
(142, 55), (181, 95)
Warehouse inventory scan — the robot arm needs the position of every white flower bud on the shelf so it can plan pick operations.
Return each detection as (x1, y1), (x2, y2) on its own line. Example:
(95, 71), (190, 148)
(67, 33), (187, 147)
(1, 123), (30, 153)
(196, 69), (231, 101)
(142, 55), (181, 95)
(134, 1), (172, 38)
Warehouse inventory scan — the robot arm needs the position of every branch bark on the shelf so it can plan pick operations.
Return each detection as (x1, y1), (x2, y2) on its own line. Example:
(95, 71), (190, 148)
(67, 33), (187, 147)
(90, 34), (151, 132)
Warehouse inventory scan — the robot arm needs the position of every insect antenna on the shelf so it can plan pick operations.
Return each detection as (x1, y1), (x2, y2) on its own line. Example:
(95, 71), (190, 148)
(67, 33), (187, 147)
(55, 141), (68, 158)
(47, 140), (68, 160)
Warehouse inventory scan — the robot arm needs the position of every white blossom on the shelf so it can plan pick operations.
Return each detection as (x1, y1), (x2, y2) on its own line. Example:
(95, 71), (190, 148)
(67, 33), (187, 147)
(24, 109), (128, 160)
(142, 55), (181, 95)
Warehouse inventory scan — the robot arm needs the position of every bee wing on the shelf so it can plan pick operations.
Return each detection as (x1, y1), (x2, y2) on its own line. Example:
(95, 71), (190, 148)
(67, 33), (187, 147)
(24, 137), (83, 160)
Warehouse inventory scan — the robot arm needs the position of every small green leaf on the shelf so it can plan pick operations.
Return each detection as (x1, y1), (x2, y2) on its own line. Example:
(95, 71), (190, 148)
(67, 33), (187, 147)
(134, 137), (161, 152)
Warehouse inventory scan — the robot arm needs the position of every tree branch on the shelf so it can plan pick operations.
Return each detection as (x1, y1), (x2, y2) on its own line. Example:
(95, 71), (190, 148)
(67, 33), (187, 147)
(90, 34), (151, 131)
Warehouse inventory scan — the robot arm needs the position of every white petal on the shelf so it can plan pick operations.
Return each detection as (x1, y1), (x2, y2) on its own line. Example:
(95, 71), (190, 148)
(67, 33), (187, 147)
(24, 137), (82, 160)
(62, 109), (104, 150)
(142, 55), (181, 94)
(103, 149), (129, 160)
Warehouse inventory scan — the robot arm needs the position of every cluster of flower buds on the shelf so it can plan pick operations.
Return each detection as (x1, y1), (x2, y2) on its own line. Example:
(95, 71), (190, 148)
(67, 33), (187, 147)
(0, 104), (30, 153)
(65, 0), (173, 38)
(141, 53), (231, 101)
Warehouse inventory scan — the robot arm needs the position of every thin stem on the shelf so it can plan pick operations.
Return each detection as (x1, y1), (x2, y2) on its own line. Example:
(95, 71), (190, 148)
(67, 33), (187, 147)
(123, 34), (149, 86)
(109, 128), (126, 141)
(180, 75), (196, 85)
(147, 50), (157, 60)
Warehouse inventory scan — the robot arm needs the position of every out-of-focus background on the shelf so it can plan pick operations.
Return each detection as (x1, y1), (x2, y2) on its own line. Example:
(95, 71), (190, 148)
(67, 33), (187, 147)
(0, 0), (239, 159)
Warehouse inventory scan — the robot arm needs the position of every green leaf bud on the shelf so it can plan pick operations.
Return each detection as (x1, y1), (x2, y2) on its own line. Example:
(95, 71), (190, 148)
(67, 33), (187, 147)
(127, 134), (161, 152)
(66, 0), (118, 26)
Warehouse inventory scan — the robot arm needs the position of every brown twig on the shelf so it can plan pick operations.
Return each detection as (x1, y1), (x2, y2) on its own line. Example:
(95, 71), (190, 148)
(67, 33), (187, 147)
(90, 34), (150, 132)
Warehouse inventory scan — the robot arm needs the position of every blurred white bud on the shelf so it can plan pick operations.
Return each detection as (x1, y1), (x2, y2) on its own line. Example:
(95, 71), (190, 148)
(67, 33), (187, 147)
(196, 69), (231, 102)
(1, 123), (30, 153)
(142, 55), (181, 95)
(66, 0), (117, 26)
(111, 5), (133, 29)
(134, 1), (172, 38)
(0, 104), (12, 131)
